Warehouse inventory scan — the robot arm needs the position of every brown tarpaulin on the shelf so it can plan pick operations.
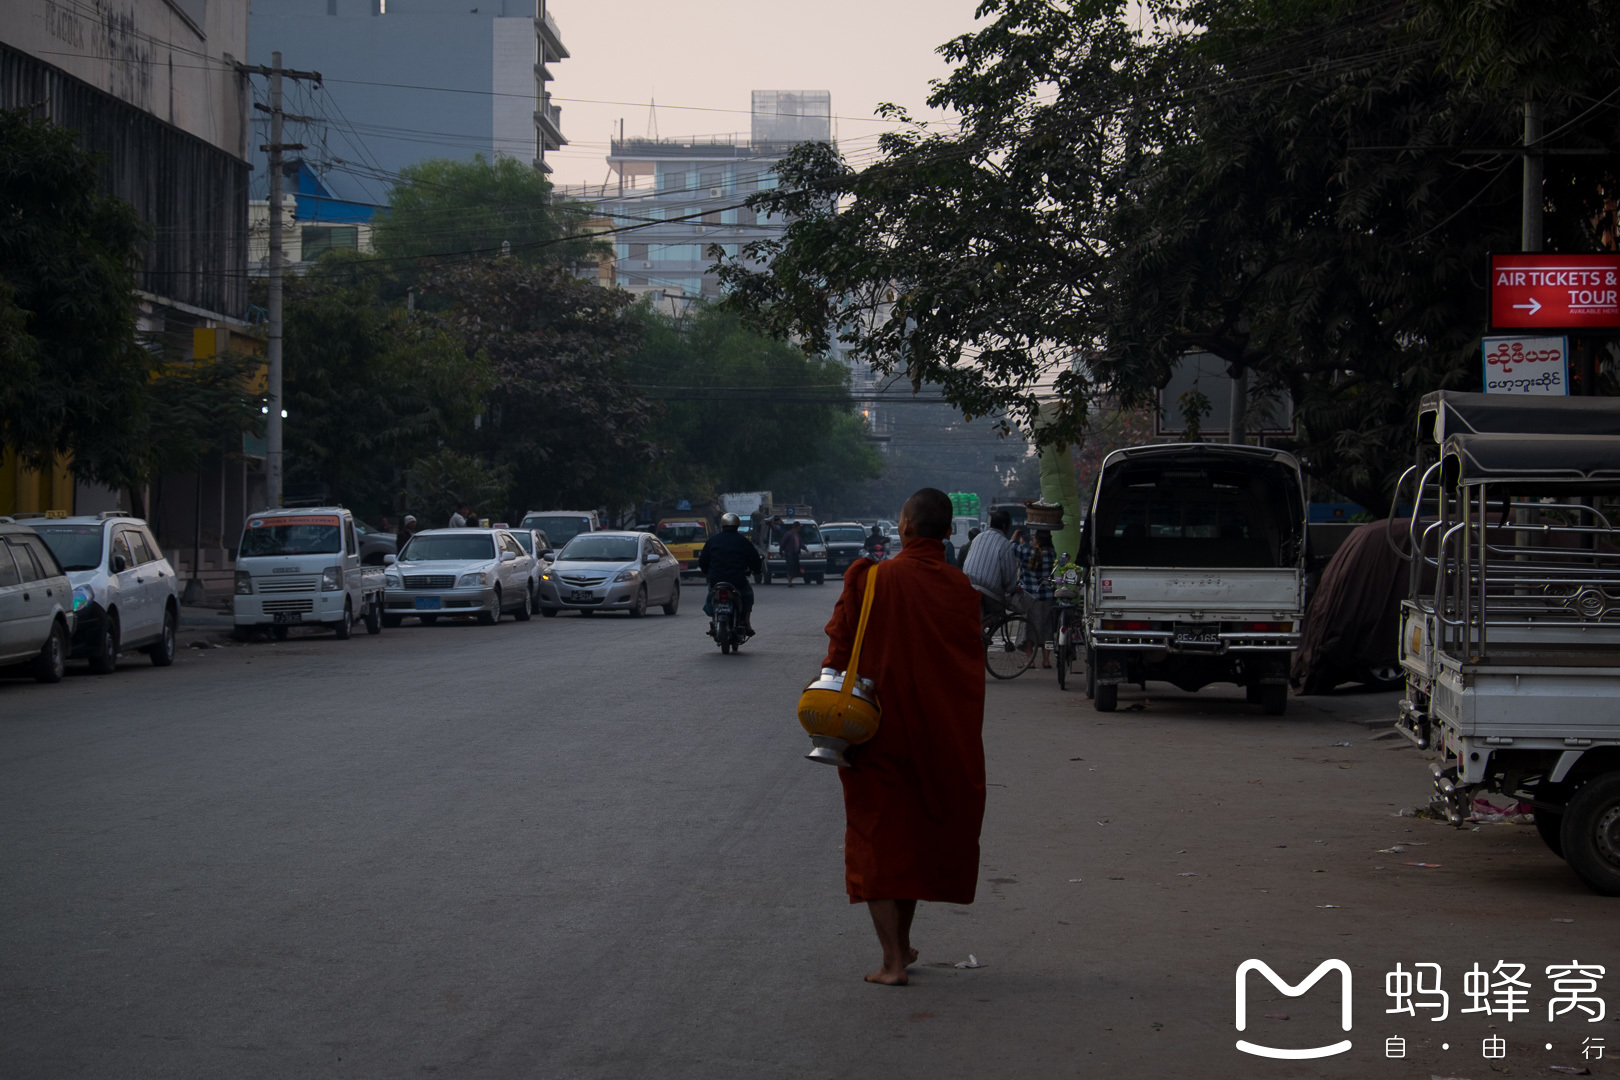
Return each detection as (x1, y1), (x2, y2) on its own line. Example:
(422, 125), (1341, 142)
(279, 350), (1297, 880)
(1292, 520), (1409, 695)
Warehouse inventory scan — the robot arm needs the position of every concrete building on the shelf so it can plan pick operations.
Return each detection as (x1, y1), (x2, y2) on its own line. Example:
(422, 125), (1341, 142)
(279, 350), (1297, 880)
(248, 0), (568, 206)
(1, 0), (259, 533)
(559, 91), (831, 306)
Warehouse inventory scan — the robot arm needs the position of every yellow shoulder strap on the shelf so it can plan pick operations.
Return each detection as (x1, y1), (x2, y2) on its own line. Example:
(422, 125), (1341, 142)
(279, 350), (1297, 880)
(840, 563), (879, 702)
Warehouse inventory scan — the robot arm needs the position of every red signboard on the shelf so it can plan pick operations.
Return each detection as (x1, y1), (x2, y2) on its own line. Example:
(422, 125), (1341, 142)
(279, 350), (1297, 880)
(1491, 253), (1620, 330)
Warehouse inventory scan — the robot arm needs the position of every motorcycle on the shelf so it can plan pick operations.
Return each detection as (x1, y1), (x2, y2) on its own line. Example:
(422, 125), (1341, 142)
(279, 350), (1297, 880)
(709, 581), (748, 654)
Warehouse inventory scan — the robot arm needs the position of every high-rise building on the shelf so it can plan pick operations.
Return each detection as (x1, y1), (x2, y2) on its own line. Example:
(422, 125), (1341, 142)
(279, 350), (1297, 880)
(248, 0), (568, 205)
(561, 91), (831, 305)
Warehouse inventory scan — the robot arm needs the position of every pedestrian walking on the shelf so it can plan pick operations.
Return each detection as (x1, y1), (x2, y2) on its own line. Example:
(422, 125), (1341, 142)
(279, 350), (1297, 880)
(958, 526), (980, 569)
(448, 502), (471, 529)
(782, 521), (804, 587)
(1013, 527), (1056, 668)
(821, 487), (986, 985)
(395, 514), (418, 553)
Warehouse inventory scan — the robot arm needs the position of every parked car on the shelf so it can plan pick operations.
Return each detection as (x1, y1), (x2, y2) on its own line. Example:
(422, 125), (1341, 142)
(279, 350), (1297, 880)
(382, 528), (535, 626)
(353, 519), (397, 566)
(0, 520), (75, 682)
(536, 531), (680, 617)
(519, 510), (600, 551)
(505, 528), (551, 611)
(818, 521), (869, 574)
(233, 507), (386, 640)
(766, 518), (828, 584)
(28, 513), (179, 672)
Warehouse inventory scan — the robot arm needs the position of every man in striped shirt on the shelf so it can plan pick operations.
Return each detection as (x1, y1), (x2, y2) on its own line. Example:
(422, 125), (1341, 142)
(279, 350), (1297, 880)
(961, 510), (1028, 618)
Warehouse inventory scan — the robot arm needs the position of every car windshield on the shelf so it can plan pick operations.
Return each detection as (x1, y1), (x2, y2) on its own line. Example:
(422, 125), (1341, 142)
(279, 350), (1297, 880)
(821, 527), (865, 543)
(32, 525), (104, 571)
(400, 534), (495, 562)
(239, 519), (342, 557)
(657, 522), (707, 544)
(558, 535), (639, 562)
(523, 515), (590, 546)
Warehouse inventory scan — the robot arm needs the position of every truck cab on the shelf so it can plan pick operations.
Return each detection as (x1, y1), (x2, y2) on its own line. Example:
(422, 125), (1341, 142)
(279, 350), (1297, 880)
(1082, 444), (1307, 713)
(232, 507), (385, 639)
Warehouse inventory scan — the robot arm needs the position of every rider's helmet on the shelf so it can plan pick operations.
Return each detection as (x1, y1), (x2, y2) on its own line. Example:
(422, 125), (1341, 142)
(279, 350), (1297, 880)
(720, 512), (740, 530)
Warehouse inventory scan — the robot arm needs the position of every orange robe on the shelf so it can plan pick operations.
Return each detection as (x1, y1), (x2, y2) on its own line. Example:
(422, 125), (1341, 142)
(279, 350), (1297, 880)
(822, 538), (986, 905)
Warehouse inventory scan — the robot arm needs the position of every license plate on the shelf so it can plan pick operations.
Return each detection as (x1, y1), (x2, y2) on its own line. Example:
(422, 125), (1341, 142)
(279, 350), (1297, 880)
(272, 612), (303, 624)
(714, 603), (733, 615)
(569, 589), (594, 602)
(1174, 625), (1220, 644)
(415, 596), (442, 611)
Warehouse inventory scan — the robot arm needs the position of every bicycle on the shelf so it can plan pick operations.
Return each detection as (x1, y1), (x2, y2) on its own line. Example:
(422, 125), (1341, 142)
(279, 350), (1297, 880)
(1050, 564), (1084, 691)
(979, 589), (1036, 680)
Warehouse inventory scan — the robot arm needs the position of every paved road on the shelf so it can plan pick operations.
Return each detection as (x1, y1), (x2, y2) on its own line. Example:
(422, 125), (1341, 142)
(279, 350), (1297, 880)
(1, 582), (1609, 1079)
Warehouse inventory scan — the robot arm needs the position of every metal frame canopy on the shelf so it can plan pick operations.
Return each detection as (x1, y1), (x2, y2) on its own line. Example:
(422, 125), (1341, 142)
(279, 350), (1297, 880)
(1490, 253), (1620, 332)
(1441, 432), (1620, 487)
(1418, 390), (1620, 444)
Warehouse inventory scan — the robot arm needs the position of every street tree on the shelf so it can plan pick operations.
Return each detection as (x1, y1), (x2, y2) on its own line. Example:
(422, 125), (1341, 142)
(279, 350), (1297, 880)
(718, 0), (1620, 509)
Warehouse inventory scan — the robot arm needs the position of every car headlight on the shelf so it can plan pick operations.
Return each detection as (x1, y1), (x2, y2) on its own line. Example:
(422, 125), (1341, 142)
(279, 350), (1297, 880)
(613, 568), (639, 582)
(457, 571), (487, 588)
(384, 572), (401, 588)
(321, 566), (343, 591)
(234, 571), (253, 595)
(72, 584), (95, 612)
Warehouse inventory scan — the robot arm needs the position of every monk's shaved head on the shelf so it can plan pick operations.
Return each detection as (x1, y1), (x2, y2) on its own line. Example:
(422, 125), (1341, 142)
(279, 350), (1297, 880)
(901, 488), (953, 540)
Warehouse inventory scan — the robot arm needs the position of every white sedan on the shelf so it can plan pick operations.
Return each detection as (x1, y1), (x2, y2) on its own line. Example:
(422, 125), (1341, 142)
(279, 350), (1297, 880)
(382, 528), (535, 626)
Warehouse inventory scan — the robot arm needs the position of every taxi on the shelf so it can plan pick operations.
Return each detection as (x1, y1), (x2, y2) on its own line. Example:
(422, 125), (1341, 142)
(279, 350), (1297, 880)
(655, 517), (711, 576)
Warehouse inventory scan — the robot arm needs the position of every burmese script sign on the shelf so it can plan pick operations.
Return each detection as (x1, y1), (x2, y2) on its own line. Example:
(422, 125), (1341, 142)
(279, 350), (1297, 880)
(1490, 254), (1620, 330)
(1481, 336), (1568, 395)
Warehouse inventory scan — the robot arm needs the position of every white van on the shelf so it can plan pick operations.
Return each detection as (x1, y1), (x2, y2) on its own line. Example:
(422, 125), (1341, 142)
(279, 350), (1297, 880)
(232, 507), (385, 640)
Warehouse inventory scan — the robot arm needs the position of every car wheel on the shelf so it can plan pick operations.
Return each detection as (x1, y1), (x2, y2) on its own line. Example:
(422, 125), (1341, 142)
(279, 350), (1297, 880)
(419, 615), (438, 626)
(382, 614), (403, 629)
(148, 605), (177, 667)
(1361, 662), (1405, 692)
(88, 611), (120, 675)
(1535, 805), (1565, 858)
(1085, 647), (1096, 700)
(1261, 683), (1289, 715)
(1245, 683), (1263, 703)
(231, 626), (256, 642)
(1561, 773), (1620, 895)
(629, 586), (648, 618)
(365, 599), (382, 635)
(514, 587), (533, 621)
(1093, 681), (1117, 712)
(663, 582), (680, 616)
(335, 599), (353, 639)
(33, 620), (68, 683)
(540, 607), (559, 618)
(479, 588), (500, 625)
(271, 625), (289, 640)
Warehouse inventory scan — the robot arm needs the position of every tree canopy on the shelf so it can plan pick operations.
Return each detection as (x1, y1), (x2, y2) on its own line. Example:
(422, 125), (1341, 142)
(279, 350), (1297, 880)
(718, 0), (1620, 508)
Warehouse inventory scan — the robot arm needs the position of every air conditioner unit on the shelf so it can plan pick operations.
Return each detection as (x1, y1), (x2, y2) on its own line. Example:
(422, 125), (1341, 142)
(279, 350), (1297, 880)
(709, 187), (723, 198)
(639, 261), (652, 269)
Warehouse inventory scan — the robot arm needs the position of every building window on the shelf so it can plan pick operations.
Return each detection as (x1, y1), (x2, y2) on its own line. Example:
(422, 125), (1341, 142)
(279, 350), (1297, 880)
(701, 210), (722, 226)
(700, 170), (722, 190)
(629, 242), (648, 260)
(301, 226), (358, 260)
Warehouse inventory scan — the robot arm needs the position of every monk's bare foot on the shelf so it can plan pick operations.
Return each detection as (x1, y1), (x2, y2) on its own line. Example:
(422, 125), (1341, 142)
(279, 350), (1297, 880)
(865, 967), (909, 986)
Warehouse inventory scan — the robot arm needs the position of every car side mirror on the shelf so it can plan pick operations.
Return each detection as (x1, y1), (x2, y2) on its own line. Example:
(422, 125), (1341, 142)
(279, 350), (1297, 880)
(383, 554), (397, 566)
(113, 554), (127, 573)
(644, 552), (658, 563)
(500, 551), (516, 562)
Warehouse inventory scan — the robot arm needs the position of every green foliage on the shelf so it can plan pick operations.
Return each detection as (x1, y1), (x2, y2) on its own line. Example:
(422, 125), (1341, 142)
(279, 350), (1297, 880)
(144, 350), (265, 477)
(404, 447), (512, 525)
(425, 258), (655, 514)
(0, 106), (150, 490)
(624, 304), (879, 506)
(718, 0), (1620, 509)
(764, 410), (884, 517)
(372, 155), (606, 266)
(277, 254), (492, 519)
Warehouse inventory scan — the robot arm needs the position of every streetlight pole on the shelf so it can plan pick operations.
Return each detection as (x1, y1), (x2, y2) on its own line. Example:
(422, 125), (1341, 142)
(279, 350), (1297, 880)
(267, 50), (285, 508)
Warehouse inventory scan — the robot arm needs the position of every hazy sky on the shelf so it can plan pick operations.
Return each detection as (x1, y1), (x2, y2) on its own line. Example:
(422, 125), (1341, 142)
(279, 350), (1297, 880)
(543, 0), (985, 188)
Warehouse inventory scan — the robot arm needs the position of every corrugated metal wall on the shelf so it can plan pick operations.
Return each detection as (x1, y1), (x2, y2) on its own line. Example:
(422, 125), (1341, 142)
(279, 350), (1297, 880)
(1, 42), (249, 319)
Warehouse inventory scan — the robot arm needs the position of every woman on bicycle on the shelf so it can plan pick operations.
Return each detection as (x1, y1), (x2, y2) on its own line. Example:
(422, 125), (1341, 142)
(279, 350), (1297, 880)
(1012, 528), (1057, 668)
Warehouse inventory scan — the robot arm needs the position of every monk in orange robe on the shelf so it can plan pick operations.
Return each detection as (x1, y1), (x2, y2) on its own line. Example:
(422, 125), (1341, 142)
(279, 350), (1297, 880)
(821, 487), (986, 985)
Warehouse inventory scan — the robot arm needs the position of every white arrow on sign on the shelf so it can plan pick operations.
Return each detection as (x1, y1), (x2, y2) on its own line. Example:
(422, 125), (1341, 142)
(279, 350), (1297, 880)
(1513, 297), (1543, 315)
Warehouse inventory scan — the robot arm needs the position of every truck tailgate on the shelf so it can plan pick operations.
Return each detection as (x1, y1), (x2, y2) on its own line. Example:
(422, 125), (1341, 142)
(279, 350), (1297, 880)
(1093, 567), (1302, 614)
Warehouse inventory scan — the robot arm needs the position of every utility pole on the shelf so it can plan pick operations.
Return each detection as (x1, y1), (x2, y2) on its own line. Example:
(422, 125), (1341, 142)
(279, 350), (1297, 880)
(239, 54), (319, 506)
(1522, 96), (1543, 254)
(1227, 367), (1247, 445)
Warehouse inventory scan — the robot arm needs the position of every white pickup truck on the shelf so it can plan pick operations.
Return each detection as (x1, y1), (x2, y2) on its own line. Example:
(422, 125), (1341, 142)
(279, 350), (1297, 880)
(232, 506), (386, 640)
(1081, 444), (1307, 713)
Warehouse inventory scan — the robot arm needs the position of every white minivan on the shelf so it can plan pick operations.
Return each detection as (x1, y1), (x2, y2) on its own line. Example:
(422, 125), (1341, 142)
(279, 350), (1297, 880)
(232, 507), (385, 640)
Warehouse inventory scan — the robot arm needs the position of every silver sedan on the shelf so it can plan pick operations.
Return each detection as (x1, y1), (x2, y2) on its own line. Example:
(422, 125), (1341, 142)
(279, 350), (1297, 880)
(536, 531), (681, 618)
(382, 529), (535, 626)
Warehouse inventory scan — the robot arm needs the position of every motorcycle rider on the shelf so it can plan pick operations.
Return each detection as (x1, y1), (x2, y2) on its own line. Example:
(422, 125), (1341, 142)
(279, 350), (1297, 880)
(699, 512), (764, 637)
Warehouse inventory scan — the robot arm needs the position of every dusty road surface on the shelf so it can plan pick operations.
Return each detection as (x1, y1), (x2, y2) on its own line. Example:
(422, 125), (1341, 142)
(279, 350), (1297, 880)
(0, 583), (1607, 1079)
